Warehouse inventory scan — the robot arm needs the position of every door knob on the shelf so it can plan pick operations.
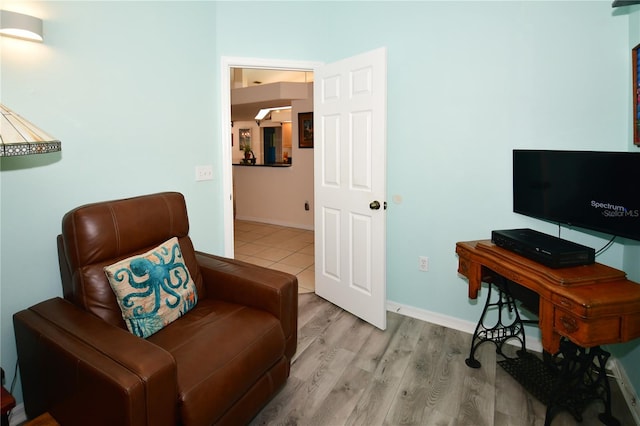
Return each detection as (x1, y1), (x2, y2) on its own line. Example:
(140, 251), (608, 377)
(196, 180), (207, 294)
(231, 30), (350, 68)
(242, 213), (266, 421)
(369, 200), (381, 210)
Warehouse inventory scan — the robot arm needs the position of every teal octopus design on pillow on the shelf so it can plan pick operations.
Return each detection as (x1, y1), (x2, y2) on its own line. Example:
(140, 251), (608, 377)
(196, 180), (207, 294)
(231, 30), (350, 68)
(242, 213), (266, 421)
(105, 237), (198, 338)
(118, 245), (190, 314)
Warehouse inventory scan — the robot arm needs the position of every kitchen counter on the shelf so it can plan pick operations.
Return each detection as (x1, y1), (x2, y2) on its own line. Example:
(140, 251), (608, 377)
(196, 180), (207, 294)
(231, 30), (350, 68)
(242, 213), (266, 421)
(233, 162), (291, 167)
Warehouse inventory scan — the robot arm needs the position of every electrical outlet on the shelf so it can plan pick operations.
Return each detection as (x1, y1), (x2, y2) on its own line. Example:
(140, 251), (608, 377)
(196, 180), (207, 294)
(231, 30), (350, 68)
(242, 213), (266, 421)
(418, 256), (429, 272)
(195, 165), (213, 181)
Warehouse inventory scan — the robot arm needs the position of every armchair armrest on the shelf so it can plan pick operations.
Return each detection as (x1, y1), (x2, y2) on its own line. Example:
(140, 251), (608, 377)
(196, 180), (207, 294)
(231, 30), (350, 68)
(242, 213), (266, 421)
(13, 298), (177, 426)
(195, 252), (298, 360)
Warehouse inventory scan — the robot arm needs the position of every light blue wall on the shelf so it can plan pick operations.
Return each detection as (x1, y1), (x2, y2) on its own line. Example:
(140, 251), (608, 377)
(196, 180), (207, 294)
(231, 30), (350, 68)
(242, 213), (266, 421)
(2, 0), (638, 405)
(1, 0), (221, 402)
(624, 5), (640, 284)
(611, 1), (640, 405)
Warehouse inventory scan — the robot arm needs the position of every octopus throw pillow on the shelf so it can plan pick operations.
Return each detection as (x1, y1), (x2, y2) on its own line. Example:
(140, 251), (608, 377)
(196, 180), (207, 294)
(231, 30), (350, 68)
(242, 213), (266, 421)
(104, 237), (198, 338)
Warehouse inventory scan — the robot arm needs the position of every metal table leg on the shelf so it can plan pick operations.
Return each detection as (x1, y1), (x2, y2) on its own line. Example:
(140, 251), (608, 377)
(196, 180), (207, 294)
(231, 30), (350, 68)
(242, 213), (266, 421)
(465, 276), (529, 368)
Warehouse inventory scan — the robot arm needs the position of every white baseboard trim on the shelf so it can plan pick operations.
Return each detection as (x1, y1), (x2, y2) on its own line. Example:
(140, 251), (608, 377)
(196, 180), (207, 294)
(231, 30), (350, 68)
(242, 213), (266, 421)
(234, 215), (313, 231)
(609, 357), (640, 424)
(8, 402), (26, 426)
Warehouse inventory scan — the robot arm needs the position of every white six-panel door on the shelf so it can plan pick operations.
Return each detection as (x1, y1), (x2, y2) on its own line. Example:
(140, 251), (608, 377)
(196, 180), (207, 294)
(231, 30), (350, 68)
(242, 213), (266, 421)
(314, 47), (387, 330)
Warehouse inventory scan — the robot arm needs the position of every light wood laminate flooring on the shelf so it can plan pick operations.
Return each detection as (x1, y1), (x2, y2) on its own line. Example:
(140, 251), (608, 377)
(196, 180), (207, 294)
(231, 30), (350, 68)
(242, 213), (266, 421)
(251, 293), (637, 426)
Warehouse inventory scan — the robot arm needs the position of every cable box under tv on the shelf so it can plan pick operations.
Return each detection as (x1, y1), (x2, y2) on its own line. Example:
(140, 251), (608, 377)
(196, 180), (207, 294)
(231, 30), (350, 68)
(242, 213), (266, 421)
(491, 228), (595, 269)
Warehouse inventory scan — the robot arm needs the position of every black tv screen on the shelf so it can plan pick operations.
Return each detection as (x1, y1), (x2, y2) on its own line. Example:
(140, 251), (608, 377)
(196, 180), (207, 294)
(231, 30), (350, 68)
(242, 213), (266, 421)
(513, 150), (640, 242)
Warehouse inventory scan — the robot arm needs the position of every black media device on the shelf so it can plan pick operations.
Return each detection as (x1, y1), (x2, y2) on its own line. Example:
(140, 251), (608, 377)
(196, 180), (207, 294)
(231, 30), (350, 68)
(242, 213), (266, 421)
(492, 150), (639, 267)
(492, 228), (595, 268)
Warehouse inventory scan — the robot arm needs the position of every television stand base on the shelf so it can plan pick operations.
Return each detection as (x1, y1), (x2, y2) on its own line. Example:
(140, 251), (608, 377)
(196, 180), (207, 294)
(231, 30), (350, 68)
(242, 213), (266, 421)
(465, 273), (619, 426)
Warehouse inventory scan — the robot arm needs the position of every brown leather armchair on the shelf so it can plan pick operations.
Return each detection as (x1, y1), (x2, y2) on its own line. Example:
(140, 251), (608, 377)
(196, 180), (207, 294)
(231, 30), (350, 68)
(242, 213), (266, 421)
(13, 192), (297, 425)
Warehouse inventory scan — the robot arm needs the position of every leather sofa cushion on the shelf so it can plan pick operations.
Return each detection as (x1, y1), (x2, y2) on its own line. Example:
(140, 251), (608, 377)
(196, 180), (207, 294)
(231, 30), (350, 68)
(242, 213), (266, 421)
(148, 298), (285, 425)
(60, 193), (206, 329)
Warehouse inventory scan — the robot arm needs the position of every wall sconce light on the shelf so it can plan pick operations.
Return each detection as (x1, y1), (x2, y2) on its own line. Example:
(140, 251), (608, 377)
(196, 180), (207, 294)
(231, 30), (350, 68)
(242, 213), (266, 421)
(1, 105), (61, 156)
(0, 10), (43, 42)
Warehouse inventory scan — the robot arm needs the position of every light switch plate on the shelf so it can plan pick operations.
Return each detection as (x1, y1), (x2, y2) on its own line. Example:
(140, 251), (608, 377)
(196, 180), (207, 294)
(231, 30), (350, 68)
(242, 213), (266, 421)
(195, 165), (213, 181)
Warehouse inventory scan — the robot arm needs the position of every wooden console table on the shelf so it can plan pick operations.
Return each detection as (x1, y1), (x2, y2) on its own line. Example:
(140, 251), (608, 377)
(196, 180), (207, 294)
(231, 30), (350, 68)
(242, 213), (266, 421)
(456, 240), (640, 425)
(456, 240), (640, 354)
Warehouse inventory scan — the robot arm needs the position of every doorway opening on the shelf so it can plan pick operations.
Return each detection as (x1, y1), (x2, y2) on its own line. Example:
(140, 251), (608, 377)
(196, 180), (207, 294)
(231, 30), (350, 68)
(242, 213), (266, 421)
(220, 58), (322, 292)
(222, 48), (388, 329)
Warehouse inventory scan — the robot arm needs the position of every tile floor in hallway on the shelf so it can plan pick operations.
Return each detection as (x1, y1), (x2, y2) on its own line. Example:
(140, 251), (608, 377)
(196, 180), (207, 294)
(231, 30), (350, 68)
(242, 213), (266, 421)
(234, 220), (315, 294)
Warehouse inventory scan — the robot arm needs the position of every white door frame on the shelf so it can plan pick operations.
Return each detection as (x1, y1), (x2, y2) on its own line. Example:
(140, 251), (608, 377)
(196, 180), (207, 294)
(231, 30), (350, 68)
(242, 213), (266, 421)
(220, 57), (323, 256)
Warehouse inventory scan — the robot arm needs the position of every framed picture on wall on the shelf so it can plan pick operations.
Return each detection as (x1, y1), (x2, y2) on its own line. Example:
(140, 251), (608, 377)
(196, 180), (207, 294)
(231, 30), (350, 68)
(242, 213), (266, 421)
(239, 128), (251, 151)
(634, 44), (640, 146)
(298, 112), (314, 148)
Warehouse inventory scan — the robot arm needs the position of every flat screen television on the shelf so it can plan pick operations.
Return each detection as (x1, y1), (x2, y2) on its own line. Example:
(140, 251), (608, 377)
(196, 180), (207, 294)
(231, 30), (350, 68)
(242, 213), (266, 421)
(513, 150), (640, 242)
